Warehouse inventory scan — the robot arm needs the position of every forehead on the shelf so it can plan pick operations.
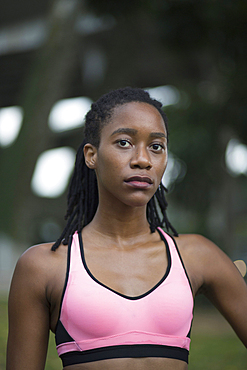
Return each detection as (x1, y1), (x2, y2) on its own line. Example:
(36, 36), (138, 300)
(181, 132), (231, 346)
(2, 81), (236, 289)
(108, 102), (166, 133)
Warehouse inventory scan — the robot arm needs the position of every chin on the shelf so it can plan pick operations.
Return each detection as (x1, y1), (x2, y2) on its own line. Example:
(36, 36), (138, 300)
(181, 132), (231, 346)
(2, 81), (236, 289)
(124, 195), (152, 208)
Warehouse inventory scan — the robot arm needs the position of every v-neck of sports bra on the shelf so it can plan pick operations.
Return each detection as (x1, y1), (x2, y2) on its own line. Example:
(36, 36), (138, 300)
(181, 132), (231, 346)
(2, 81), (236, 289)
(77, 228), (172, 300)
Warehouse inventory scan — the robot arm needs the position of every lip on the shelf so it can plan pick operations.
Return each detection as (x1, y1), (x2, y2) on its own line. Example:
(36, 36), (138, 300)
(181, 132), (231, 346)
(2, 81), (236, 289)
(125, 175), (153, 184)
(124, 175), (153, 189)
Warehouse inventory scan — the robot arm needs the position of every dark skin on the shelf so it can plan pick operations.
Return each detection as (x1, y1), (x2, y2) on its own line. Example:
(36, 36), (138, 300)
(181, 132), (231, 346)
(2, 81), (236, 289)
(7, 102), (247, 369)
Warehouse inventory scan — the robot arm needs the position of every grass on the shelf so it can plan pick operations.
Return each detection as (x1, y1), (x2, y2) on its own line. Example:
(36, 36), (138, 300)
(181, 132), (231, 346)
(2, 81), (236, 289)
(190, 334), (247, 370)
(189, 304), (247, 370)
(0, 297), (8, 370)
(1, 296), (246, 370)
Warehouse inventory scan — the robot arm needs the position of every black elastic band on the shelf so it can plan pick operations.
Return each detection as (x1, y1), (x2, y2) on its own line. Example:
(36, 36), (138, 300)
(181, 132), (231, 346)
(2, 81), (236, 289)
(60, 344), (189, 367)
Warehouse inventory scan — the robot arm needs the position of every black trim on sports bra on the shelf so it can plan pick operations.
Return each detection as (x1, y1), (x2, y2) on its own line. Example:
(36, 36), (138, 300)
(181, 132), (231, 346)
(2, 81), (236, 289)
(60, 344), (189, 367)
(78, 230), (172, 300)
(165, 231), (194, 338)
(55, 236), (73, 333)
(55, 320), (74, 346)
(166, 232), (194, 296)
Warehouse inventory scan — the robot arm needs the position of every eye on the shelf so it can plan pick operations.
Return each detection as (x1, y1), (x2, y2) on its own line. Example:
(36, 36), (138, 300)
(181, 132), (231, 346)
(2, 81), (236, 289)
(117, 139), (131, 148)
(150, 143), (165, 152)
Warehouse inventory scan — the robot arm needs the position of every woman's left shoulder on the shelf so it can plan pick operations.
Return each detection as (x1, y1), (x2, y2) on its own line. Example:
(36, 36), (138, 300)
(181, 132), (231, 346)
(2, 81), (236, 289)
(172, 233), (245, 296)
(174, 232), (217, 249)
(173, 233), (229, 263)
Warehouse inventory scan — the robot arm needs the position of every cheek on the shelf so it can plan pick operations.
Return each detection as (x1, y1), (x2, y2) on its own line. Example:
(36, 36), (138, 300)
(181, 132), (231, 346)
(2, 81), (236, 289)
(98, 147), (129, 169)
(96, 153), (125, 183)
(155, 156), (168, 179)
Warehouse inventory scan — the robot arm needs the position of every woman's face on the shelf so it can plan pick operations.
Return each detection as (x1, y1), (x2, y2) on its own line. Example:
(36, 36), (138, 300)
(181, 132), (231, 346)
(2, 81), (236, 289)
(85, 102), (168, 208)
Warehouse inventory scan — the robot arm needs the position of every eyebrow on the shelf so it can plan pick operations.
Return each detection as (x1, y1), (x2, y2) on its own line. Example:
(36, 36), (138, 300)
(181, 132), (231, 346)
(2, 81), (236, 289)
(110, 128), (138, 136)
(149, 132), (167, 139)
(110, 128), (167, 139)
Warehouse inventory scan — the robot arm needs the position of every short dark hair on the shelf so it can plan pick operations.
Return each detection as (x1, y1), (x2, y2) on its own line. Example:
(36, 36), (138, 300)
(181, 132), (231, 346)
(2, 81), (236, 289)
(52, 87), (177, 251)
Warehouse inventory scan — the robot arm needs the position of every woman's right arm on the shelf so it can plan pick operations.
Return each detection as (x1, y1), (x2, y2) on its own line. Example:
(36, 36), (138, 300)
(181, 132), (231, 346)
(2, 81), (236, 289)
(6, 245), (51, 370)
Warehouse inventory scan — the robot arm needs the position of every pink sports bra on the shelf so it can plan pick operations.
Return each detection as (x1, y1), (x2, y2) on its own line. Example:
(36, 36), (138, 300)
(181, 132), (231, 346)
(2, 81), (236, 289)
(55, 228), (194, 367)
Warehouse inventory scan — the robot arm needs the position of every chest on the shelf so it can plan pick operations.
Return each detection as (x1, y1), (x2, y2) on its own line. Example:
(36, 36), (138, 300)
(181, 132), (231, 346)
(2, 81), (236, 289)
(83, 242), (168, 297)
(60, 238), (193, 340)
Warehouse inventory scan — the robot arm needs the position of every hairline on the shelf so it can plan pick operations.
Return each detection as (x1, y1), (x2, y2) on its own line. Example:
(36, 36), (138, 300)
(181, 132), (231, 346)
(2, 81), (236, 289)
(95, 101), (168, 148)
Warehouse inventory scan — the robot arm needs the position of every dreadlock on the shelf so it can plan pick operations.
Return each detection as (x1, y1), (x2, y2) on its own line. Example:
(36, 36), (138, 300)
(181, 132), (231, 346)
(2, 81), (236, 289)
(52, 87), (178, 251)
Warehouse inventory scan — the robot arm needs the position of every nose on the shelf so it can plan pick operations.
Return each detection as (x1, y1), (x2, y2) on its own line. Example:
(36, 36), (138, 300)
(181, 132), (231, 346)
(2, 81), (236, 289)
(130, 145), (152, 169)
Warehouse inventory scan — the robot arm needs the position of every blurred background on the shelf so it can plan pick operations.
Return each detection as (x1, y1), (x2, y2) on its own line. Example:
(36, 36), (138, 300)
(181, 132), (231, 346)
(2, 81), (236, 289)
(0, 0), (247, 367)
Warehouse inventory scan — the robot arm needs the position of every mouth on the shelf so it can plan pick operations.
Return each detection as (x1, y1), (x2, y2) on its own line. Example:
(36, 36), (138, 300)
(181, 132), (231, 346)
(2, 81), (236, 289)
(125, 176), (153, 184)
(124, 176), (153, 189)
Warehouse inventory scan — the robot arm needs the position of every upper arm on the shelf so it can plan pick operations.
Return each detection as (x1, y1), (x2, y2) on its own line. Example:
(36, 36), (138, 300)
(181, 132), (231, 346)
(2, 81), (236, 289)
(198, 237), (247, 347)
(7, 247), (51, 370)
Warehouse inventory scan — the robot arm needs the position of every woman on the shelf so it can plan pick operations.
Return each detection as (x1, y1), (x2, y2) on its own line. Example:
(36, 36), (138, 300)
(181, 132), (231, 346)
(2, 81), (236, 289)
(7, 87), (247, 369)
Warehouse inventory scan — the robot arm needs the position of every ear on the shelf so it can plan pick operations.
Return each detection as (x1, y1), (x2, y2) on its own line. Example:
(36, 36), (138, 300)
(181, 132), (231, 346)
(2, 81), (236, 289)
(84, 143), (97, 169)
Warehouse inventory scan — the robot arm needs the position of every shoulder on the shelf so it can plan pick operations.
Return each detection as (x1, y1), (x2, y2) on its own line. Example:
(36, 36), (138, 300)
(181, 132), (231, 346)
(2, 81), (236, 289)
(18, 242), (55, 262)
(16, 242), (63, 269)
(172, 233), (240, 295)
(173, 233), (227, 262)
(12, 241), (68, 295)
(174, 232), (215, 249)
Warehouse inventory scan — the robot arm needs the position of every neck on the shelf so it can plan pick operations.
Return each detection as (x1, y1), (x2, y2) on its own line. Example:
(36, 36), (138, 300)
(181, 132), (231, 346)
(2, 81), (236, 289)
(88, 200), (151, 241)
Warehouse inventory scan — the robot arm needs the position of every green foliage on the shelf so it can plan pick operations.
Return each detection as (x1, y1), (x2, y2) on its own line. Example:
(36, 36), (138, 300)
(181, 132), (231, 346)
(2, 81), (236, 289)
(190, 335), (247, 369)
(46, 333), (61, 370)
(0, 297), (7, 370)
